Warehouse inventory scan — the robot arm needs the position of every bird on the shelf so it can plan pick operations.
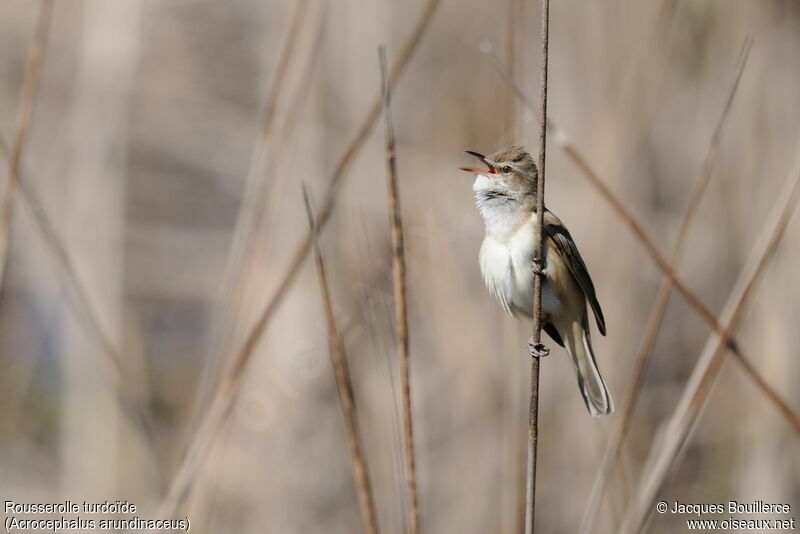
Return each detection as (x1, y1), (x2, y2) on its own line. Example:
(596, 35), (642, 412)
(461, 144), (614, 416)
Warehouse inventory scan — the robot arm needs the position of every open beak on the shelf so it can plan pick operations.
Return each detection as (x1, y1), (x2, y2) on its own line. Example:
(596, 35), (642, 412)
(460, 150), (497, 175)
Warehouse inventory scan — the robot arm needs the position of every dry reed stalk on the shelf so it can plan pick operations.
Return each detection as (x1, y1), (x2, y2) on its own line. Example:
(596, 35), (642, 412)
(156, 0), (441, 516)
(164, 3), (328, 516)
(0, 139), (159, 453)
(577, 37), (753, 534)
(483, 45), (800, 434)
(0, 2), (158, 457)
(182, 7), (328, 518)
(351, 212), (409, 530)
(302, 186), (379, 534)
(378, 46), (418, 534)
(0, 3), (157, 460)
(194, 0), (313, 414)
(525, 1), (550, 532)
(2, 141), (120, 372)
(0, 0), (155, 475)
(620, 158), (800, 534)
(0, 0), (53, 288)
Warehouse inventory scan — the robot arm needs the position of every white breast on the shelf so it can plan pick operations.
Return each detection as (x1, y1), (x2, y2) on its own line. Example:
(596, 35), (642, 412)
(479, 213), (562, 318)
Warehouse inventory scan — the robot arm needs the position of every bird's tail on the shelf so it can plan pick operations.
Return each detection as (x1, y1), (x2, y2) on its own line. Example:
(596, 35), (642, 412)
(564, 319), (614, 416)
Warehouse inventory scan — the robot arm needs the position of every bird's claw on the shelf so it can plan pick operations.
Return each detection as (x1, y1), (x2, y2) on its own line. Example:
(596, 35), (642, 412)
(528, 339), (550, 359)
(532, 257), (547, 278)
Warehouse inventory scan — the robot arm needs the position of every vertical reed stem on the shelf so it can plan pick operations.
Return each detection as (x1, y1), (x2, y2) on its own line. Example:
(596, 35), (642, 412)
(0, 0), (53, 287)
(303, 186), (379, 534)
(379, 46), (418, 534)
(525, 1), (549, 532)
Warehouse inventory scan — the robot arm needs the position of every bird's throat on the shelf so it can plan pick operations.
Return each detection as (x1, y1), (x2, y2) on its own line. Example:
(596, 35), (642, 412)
(477, 195), (537, 242)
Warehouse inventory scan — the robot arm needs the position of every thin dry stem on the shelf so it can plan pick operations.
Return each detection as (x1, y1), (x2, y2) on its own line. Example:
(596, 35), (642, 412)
(157, 0), (441, 516)
(379, 46), (418, 534)
(525, 1), (549, 532)
(303, 185), (379, 534)
(730, 351), (800, 435)
(0, 143), (158, 488)
(0, 139), (157, 444)
(578, 36), (753, 534)
(483, 44), (800, 435)
(223, 0), (440, 391)
(171, 2), (328, 513)
(620, 157), (800, 534)
(0, 0), (53, 288)
(194, 0), (313, 414)
(10, 152), (122, 370)
(0, 0), (158, 482)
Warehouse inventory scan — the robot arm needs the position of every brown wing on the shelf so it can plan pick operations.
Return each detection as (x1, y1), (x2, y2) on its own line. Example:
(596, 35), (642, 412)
(543, 210), (606, 336)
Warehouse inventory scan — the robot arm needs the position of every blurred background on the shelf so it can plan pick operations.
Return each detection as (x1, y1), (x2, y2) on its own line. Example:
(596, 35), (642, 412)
(0, 0), (798, 533)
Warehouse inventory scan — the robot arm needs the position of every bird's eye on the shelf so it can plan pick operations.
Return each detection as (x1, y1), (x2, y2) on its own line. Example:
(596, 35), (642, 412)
(502, 165), (512, 174)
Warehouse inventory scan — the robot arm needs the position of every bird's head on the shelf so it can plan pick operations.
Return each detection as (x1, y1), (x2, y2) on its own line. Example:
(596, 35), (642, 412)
(460, 144), (538, 202)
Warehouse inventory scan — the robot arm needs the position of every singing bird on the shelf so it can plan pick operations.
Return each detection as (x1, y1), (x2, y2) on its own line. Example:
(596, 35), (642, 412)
(461, 145), (613, 416)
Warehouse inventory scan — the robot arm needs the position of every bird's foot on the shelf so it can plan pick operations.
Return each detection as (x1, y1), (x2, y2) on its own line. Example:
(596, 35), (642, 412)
(528, 338), (550, 359)
(532, 256), (548, 278)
